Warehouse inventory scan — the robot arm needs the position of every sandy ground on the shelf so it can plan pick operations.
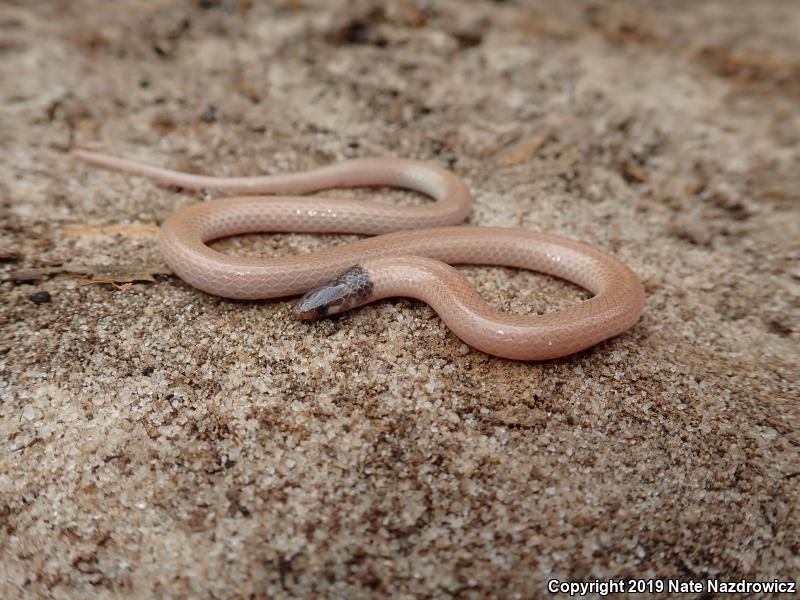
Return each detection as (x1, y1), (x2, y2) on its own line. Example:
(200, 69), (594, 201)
(1, 0), (798, 598)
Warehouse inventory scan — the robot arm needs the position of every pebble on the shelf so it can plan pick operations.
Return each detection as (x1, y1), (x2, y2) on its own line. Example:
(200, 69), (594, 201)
(28, 291), (52, 304)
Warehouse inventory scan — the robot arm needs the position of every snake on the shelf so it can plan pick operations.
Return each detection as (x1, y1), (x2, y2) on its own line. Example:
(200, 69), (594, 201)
(72, 149), (644, 360)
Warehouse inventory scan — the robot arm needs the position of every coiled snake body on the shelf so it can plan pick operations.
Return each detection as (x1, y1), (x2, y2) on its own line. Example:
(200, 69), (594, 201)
(73, 149), (644, 360)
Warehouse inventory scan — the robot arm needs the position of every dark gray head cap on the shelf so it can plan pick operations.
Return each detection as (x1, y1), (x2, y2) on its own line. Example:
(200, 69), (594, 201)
(295, 265), (373, 320)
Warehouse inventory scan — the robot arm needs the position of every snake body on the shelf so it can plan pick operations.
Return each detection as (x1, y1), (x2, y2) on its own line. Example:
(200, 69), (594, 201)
(73, 149), (644, 360)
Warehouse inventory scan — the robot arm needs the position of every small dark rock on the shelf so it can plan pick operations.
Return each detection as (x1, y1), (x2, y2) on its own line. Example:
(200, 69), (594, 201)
(452, 30), (483, 49)
(153, 42), (170, 58)
(29, 291), (52, 304)
(200, 104), (217, 123)
(326, 7), (387, 47)
(767, 319), (792, 337)
(0, 249), (20, 262)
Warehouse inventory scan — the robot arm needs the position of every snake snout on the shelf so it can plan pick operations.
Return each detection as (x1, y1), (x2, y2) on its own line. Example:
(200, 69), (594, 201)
(295, 281), (350, 320)
(294, 265), (374, 320)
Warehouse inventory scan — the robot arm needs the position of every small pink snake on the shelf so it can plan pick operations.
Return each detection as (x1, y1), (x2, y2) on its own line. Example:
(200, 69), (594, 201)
(73, 149), (644, 360)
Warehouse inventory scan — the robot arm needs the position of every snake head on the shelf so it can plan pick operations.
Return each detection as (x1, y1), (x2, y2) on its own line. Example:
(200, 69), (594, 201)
(295, 265), (374, 320)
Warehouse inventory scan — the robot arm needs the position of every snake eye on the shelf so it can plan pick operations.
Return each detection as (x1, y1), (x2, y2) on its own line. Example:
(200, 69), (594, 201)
(294, 265), (373, 320)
